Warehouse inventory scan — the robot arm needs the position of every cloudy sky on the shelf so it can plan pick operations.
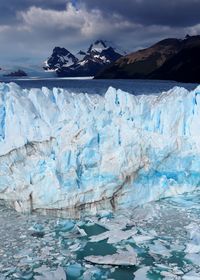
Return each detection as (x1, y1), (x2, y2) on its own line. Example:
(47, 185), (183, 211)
(1, 0), (200, 65)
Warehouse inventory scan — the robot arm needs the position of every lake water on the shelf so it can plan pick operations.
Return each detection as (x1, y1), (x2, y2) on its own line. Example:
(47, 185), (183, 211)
(0, 77), (198, 95)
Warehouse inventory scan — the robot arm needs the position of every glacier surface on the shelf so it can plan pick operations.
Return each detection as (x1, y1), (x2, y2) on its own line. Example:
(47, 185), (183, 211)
(0, 82), (200, 216)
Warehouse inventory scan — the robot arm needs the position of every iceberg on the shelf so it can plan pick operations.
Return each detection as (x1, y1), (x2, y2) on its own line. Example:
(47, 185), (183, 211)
(0, 82), (200, 217)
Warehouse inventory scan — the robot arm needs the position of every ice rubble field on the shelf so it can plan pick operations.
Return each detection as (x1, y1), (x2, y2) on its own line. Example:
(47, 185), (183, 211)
(0, 82), (200, 214)
(1, 190), (200, 279)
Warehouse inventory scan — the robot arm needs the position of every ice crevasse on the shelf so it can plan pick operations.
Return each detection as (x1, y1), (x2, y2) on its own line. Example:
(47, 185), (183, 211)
(0, 82), (200, 217)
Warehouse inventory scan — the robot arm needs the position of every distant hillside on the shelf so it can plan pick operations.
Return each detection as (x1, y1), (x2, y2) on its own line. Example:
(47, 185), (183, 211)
(4, 69), (28, 77)
(149, 37), (200, 83)
(95, 35), (200, 83)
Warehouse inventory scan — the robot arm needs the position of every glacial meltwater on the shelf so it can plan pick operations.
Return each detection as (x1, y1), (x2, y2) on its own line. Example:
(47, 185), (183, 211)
(1, 190), (200, 279)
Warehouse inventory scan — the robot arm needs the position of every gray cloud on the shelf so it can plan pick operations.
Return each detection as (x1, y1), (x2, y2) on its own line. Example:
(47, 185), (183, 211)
(81, 0), (200, 28)
(0, 0), (200, 65)
(0, 0), (69, 25)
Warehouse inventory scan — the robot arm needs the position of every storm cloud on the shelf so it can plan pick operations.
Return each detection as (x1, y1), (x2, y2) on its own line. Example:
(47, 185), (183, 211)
(0, 0), (200, 64)
(81, 0), (200, 28)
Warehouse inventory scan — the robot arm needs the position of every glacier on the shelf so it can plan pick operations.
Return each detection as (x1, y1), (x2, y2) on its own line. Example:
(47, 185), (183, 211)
(0, 82), (200, 217)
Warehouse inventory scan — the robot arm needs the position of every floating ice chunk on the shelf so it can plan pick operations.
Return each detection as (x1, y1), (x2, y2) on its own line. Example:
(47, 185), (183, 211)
(185, 253), (200, 266)
(160, 270), (177, 278)
(89, 228), (137, 244)
(84, 245), (137, 266)
(132, 234), (154, 244)
(97, 210), (113, 219)
(185, 223), (200, 253)
(185, 243), (200, 254)
(82, 267), (102, 280)
(134, 267), (150, 279)
(75, 225), (87, 237)
(56, 220), (75, 232)
(66, 263), (83, 278)
(34, 265), (49, 274)
(69, 242), (82, 252)
(96, 216), (133, 231)
(149, 240), (171, 257)
(182, 270), (200, 280)
(34, 266), (66, 280)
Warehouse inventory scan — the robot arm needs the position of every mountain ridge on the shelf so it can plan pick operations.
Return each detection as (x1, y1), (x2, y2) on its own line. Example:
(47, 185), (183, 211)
(95, 35), (200, 83)
(44, 40), (123, 77)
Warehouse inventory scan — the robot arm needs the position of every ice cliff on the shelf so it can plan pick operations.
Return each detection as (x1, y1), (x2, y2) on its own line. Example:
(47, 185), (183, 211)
(0, 82), (200, 217)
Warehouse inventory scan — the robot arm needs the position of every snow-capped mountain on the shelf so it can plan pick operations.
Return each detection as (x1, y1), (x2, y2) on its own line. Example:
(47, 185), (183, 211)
(86, 40), (123, 64)
(44, 40), (123, 77)
(44, 47), (78, 72)
(87, 40), (108, 53)
(76, 50), (87, 61)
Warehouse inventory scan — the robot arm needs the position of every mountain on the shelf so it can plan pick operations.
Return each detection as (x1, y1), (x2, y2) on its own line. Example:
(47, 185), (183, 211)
(44, 40), (122, 77)
(44, 47), (78, 71)
(76, 50), (87, 61)
(95, 35), (200, 83)
(149, 36), (200, 83)
(95, 38), (182, 79)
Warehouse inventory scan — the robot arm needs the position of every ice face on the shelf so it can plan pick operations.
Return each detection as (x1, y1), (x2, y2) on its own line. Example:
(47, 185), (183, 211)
(0, 82), (200, 216)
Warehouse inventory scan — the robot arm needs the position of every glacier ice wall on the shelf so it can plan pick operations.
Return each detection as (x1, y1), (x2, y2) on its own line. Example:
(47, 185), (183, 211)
(0, 82), (200, 217)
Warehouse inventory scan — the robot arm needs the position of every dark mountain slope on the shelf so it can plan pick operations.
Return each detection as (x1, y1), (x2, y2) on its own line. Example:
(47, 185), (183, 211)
(96, 38), (182, 79)
(95, 35), (200, 83)
(150, 43), (200, 83)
